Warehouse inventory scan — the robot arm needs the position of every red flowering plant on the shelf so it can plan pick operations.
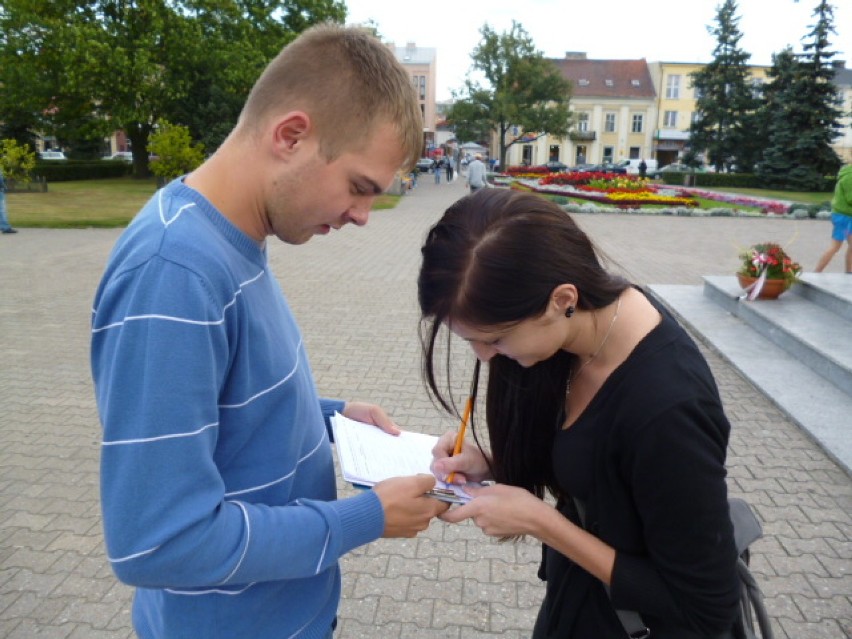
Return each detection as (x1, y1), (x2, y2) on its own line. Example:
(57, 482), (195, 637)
(738, 242), (802, 288)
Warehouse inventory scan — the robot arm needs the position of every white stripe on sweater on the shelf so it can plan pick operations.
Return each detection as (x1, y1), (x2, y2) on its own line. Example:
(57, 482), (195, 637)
(91, 270), (265, 334)
(223, 431), (325, 498)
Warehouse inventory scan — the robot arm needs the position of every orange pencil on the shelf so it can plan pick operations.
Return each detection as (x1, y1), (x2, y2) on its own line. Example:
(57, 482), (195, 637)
(446, 360), (480, 484)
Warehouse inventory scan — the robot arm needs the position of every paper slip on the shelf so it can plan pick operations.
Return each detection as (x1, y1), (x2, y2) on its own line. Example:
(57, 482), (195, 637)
(330, 413), (476, 504)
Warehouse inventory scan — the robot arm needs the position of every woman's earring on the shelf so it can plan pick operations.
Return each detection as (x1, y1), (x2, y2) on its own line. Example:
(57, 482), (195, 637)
(565, 306), (575, 318)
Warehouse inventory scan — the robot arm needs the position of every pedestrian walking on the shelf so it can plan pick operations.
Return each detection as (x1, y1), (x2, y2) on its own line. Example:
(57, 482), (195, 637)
(0, 168), (18, 234)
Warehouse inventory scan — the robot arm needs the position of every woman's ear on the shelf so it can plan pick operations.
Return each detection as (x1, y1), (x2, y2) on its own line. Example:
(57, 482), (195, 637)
(271, 111), (312, 157)
(551, 283), (578, 317)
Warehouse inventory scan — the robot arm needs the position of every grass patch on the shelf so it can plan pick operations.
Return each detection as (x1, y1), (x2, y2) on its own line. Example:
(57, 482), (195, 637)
(373, 193), (401, 210)
(6, 177), (404, 228)
(696, 186), (830, 205)
(7, 177), (159, 228)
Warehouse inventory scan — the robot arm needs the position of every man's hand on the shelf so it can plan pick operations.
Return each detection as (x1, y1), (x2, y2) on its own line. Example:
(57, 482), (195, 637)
(373, 474), (449, 538)
(342, 401), (400, 435)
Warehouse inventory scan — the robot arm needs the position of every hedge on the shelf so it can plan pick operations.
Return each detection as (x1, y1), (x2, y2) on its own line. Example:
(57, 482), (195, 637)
(660, 171), (836, 192)
(33, 160), (132, 182)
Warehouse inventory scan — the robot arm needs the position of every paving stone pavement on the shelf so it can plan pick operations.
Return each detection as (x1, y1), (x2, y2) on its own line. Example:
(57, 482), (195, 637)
(1, 174), (850, 638)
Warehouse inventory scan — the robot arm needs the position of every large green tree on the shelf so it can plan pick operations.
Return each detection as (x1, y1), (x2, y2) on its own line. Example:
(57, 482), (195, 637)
(755, 48), (802, 187)
(447, 22), (572, 169)
(688, 0), (760, 172)
(757, 1), (842, 190)
(0, 1), (345, 175)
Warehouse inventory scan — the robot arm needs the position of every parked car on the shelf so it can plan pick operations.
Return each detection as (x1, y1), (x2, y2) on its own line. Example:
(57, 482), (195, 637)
(415, 157), (433, 173)
(545, 160), (568, 172)
(105, 151), (133, 162)
(649, 163), (704, 179)
(615, 158), (658, 175)
(570, 163), (598, 173)
(39, 150), (67, 160)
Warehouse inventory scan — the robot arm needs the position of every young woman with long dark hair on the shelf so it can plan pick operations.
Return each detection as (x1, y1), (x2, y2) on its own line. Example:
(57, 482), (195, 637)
(419, 188), (740, 638)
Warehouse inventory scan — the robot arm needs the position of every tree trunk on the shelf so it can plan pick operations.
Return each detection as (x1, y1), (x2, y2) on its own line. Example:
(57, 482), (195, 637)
(127, 123), (153, 178)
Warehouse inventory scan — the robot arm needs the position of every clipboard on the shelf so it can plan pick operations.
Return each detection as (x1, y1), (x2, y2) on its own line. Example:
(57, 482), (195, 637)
(331, 413), (476, 504)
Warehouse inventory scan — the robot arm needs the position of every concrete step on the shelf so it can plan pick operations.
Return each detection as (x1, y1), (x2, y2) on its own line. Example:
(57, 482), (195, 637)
(648, 283), (852, 476)
(702, 276), (852, 393)
(795, 272), (852, 322)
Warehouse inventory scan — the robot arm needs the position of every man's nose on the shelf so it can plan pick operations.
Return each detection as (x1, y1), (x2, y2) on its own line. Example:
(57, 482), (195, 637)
(346, 200), (373, 226)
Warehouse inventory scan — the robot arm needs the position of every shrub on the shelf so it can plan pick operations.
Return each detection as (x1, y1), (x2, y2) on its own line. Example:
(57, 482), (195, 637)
(0, 139), (37, 183)
(148, 121), (204, 181)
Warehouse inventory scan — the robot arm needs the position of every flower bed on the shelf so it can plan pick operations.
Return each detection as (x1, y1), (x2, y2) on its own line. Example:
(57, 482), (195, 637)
(509, 174), (698, 208)
(661, 186), (790, 215)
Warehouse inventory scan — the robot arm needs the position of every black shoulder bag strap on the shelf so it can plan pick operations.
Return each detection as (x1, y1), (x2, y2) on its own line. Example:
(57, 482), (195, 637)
(573, 498), (651, 639)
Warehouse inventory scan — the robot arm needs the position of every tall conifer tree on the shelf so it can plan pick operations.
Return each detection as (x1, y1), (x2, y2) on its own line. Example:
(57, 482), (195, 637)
(688, 0), (759, 172)
(759, 1), (842, 190)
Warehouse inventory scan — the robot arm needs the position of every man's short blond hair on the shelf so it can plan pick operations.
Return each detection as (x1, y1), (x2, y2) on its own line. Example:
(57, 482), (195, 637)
(238, 24), (422, 170)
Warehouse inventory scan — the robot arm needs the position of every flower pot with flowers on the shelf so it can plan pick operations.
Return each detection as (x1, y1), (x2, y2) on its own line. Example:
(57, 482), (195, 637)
(737, 242), (802, 300)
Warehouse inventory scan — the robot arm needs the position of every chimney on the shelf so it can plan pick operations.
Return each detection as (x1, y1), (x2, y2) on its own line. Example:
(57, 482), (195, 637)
(564, 52), (587, 60)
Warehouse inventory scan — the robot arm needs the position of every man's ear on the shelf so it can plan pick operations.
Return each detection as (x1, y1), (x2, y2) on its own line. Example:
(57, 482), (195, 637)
(271, 111), (312, 157)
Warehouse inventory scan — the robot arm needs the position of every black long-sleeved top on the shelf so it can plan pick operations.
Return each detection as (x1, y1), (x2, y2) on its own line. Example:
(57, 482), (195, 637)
(535, 294), (740, 638)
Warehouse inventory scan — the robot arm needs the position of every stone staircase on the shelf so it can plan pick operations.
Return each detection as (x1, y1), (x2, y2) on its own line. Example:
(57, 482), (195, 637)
(649, 273), (852, 476)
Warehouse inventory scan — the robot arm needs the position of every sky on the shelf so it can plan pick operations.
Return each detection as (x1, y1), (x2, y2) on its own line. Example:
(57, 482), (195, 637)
(343, 0), (851, 101)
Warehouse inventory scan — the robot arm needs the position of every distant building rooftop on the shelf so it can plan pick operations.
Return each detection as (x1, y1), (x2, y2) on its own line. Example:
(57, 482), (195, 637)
(390, 42), (436, 65)
(550, 57), (656, 99)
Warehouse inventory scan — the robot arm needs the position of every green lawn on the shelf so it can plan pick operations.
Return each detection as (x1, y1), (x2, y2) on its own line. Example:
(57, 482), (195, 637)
(697, 186), (832, 205)
(6, 178), (402, 228)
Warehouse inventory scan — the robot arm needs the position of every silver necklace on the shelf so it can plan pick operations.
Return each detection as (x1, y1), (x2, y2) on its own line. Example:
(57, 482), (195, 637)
(566, 296), (622, 396)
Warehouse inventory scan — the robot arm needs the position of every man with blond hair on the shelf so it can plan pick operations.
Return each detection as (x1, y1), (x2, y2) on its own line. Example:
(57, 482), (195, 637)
(91, 24), (447, 639)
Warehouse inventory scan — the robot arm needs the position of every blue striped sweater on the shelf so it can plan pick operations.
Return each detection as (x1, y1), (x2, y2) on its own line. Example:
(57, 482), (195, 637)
(91, 179), (384, 638)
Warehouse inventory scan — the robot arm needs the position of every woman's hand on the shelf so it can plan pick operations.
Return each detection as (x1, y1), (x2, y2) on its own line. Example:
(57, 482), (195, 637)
(431, 430), (492, 484)
(440, 483), (549, 538)
(342, 401), (401, 435)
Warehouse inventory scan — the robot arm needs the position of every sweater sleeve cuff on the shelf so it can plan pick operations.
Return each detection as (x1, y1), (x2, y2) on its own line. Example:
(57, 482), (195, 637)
(331, 489), (385, 555)
(319, 398), (346, 441)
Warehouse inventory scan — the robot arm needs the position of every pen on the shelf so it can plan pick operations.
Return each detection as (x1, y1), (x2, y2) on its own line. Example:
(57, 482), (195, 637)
(446, 359), (481, 484)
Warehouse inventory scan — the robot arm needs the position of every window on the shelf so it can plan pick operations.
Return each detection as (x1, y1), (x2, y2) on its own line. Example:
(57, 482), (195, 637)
(575, 145), (587, 165)
(578, 78), (590, 86)
(549, 145), (561, 161)
(690, 111), (701, 124)
(693, 85), (703, 100)
(577, 112), (589, 132)
(629, 146), (640, 160)
(603, 146), (614, 162)
(632, 114), (643, 133)
(751, 78), (764, 99)
(631, 79), (641, 87)
(522, 144), (533, 165)
(664, 110), (678, 127)
(666, 74), (681, 99)
(604, 113), (616, 132)
(605, 79), (614, 87)
(412, 75), (426, 100)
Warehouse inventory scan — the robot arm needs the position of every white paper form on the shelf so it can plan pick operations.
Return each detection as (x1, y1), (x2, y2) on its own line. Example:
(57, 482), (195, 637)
(331, 413), (476, 504)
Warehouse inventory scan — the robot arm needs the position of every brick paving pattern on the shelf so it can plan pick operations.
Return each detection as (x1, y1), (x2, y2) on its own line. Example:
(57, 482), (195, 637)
(1, 174), (850, 638)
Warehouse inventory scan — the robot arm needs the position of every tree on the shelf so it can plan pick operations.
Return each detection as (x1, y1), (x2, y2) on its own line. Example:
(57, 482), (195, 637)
(755, 48), (802, 187)
(0, 1), (347, 176)
(688, 0), (760, 172)
(447, 22), (572, 169)
(757, 1), (842, 190)
(788, 0), (843, 185)
(164, 0), (345, 153)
